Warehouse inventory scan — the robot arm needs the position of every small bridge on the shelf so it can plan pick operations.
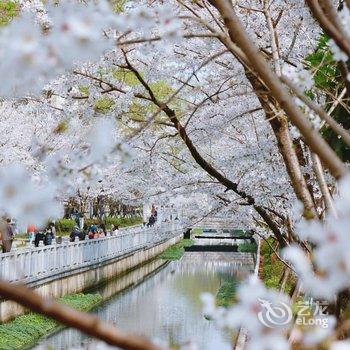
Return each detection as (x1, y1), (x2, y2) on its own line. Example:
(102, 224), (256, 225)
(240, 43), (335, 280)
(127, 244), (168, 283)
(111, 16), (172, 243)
(185, 218), (255, 253)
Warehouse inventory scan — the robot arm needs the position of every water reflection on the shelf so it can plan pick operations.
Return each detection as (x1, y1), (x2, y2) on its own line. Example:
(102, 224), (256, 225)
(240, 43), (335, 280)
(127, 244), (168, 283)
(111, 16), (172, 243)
(34, 252), (254, 350)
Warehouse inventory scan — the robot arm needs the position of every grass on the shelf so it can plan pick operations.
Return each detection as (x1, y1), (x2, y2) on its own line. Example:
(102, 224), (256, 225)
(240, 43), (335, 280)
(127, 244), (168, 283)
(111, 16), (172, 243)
(191, 228), (203, 235)
(238, 241), (257, 253)
(0, 293), (102, 350)
(160, 239), (194, 260)
(260, 238), (296, 292)
(216, 279), (239, 307)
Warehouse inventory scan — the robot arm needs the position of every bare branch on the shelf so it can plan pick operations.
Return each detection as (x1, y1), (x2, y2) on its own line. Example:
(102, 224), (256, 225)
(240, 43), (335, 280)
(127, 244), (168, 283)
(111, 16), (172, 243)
(0, 280), (163, 350)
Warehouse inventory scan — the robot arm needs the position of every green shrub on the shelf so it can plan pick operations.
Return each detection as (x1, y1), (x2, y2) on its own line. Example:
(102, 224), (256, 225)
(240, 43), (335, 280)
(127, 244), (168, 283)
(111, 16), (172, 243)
(233, 229), (252, 237)
(59, 293), (102, 311)
(56, 219), (76, 233)
(85, 216), (142, 229)
(0, 293), (102, 350)
(56, 216), (142, 233)
(104, 216), (142, 228)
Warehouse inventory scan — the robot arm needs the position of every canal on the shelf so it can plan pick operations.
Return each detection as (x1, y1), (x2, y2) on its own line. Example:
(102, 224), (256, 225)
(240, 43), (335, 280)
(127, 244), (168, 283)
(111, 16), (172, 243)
(33, 250), (254, 350)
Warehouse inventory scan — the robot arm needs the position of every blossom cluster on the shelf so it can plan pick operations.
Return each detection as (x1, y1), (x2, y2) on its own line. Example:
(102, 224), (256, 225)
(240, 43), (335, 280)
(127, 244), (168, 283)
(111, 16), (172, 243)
(283, 176), (350, 300)
(0, 1), (183, 98)
(0, 1), (116, 97)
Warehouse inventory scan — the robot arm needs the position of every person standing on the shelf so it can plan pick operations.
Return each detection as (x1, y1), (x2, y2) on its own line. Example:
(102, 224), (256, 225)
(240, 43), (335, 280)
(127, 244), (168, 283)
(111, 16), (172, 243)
(27, 224), (37, 245)
(111, 224), (119, 235)
(70, 225), (80, 242)
(44, 223), (56, 245)
(2, 218), (14, 253)
(48, 222), (56, 238)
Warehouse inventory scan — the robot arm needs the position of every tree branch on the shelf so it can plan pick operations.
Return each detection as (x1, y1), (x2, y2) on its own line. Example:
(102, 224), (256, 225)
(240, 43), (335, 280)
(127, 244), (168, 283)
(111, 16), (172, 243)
(209, 0), (347, 179)
(0, 280), (163, 350)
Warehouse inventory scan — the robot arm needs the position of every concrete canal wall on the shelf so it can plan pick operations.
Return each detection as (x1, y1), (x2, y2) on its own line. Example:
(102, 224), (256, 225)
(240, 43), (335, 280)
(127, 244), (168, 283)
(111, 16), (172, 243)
(0, 224), (182, 322)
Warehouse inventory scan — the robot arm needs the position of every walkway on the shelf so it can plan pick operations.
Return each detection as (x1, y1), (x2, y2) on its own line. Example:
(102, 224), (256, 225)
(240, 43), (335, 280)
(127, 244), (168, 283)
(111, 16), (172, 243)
(0, 222), (182, 285)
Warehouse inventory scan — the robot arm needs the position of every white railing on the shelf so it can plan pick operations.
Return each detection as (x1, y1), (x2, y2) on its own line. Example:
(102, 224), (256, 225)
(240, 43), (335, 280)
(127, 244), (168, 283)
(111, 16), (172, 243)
(0, 222), (182, 284)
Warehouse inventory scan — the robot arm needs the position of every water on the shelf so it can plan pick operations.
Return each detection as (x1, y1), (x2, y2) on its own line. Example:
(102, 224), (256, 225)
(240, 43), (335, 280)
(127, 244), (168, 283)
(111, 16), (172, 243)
(33, 251), (254, 350)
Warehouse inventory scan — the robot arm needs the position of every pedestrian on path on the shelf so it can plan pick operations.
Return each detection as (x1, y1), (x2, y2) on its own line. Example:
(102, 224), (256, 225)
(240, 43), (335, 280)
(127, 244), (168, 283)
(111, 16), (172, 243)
(27, 224), (37, 245)
(1, 218), (14, 253)
(111, 224), (119, 235)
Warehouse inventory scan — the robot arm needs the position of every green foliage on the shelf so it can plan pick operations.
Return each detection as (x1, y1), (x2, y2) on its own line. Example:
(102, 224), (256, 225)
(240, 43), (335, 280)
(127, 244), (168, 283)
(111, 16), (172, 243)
(59, 293), (102, 311)
(233, 229), (252, 237)
(150, 80), (174, 100)
(238, 241), (257, 253)
(85, 216), (142, 229)
(191, 228), (203, 235)
(304, 34), (338, 91)
(112, 0), (128, 13)
(0, 1), (19, 26)
(0, 293), (102, 350)
(160, 239), (194, 260)
(55, 217), (142, 235)
(304, 34), (350, 161)
(56, 218), (76, 234)
(126, 79), (178, 125)
(54, 120), (68, 134)
(94, 96), (115, 113)
(78, 85), (89, 95)
(322, 103), (350, 161)
(216, 279), (238, 307)
(260, 239), (295, 292)
(112, 68), (141, 86)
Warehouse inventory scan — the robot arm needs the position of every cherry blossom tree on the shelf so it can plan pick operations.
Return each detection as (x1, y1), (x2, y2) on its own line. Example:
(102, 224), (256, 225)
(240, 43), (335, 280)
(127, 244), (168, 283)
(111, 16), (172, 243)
(1, 0), (350, 349)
